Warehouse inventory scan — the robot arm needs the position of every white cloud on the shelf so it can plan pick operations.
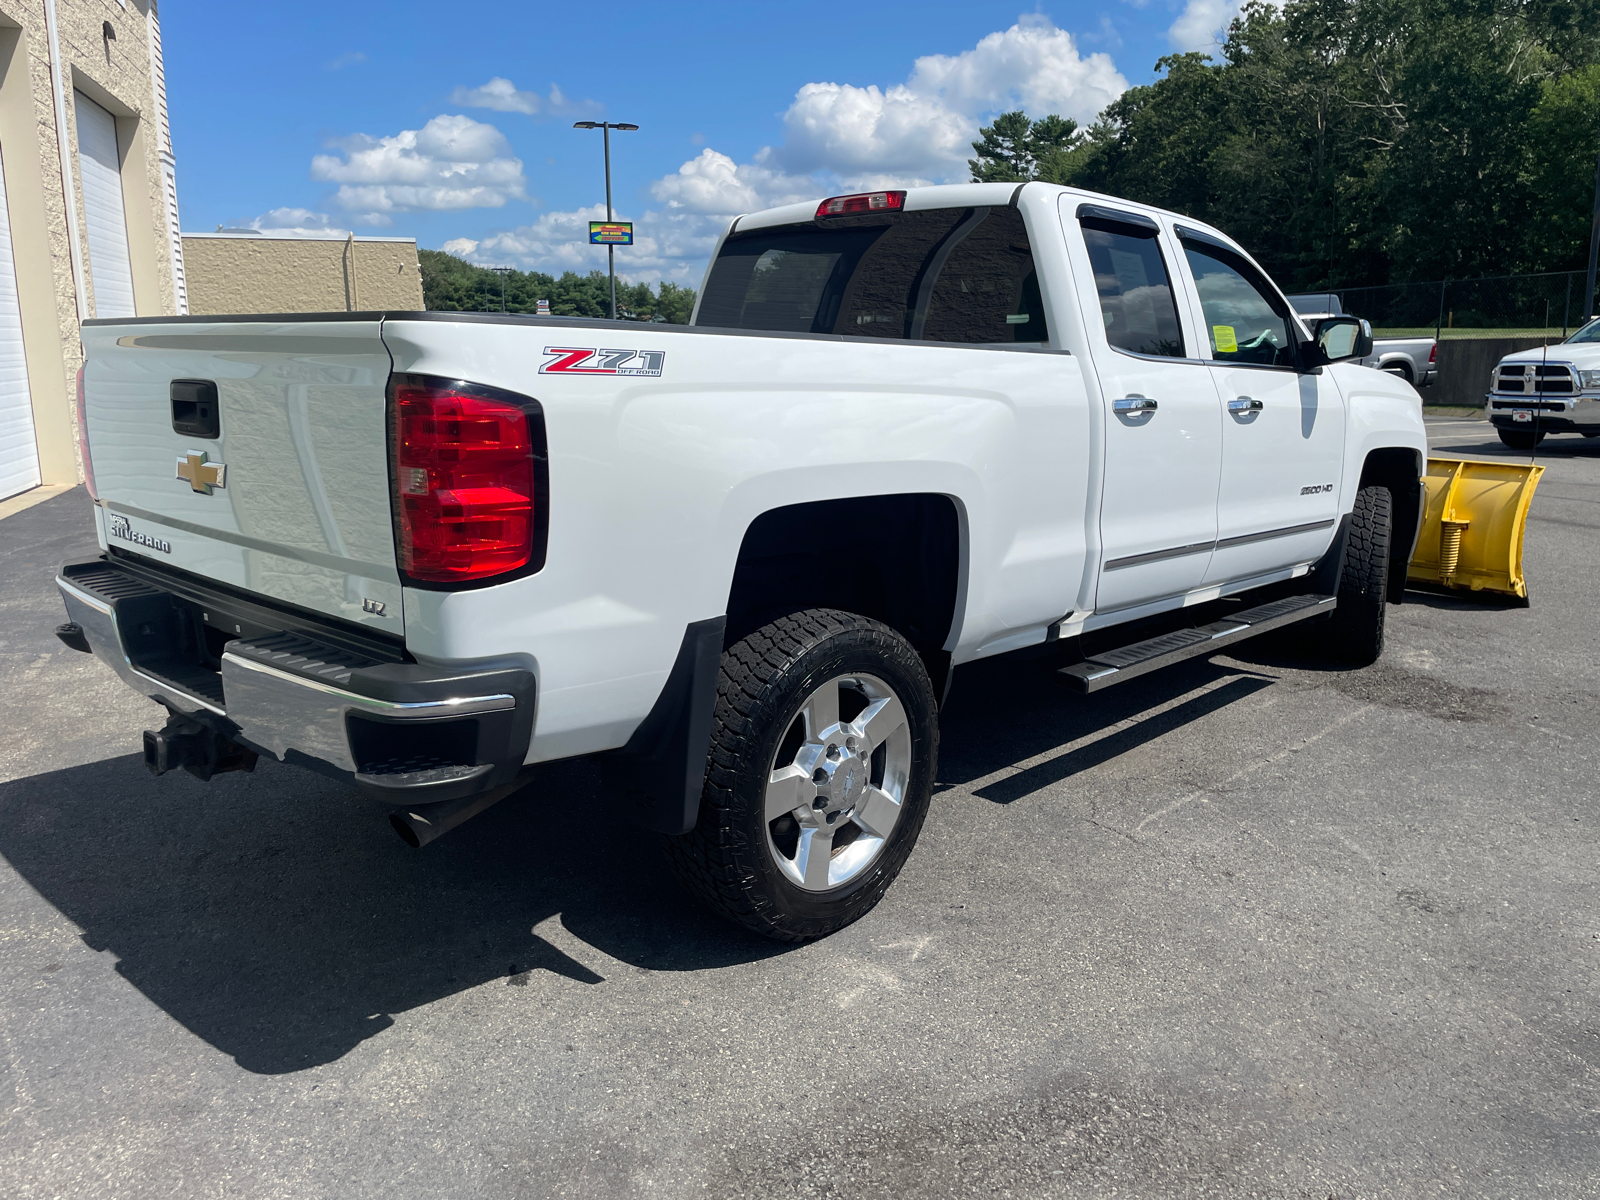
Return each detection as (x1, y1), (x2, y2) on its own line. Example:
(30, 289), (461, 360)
(907, 16), (1127, 127)
(450, 77), (598, 119)
(436, 17), (1130, 285)
(441, 237), (480, 257)
(773, 83), (971, 176)
(324, 51), (366, 71)
(765, 16), (1125, 181)
(1168, 0), (1277, 51)
(238, 207), (351, 238)
(649, 149), (817, 217)
(310, 114), (528, 213)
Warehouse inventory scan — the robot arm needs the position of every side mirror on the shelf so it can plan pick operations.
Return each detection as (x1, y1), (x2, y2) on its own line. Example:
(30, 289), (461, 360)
(1314, 315), (1373, 363)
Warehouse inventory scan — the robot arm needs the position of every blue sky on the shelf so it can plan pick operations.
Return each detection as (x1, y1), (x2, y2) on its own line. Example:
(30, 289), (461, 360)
(164, 0), (1241, 285)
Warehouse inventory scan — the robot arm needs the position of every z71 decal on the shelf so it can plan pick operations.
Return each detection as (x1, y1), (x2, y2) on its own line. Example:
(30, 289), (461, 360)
(539, 346), (666, 377)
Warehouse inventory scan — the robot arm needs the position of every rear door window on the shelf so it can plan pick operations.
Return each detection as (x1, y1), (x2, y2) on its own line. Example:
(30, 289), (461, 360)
(1180, 236), (1300, 368)
(1078, 212), (1186, 358)
(696, 207), (1048, 344)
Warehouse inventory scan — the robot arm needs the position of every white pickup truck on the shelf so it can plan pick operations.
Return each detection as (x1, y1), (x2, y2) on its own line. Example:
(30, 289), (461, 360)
(1287, 293), (1437, 388)
(1484, 316), (1600, 449)
(56, 182), (1426, 941)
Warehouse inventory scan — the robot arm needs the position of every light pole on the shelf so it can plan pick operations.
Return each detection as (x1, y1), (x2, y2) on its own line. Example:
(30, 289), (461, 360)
(488, 265), (513, 313)
(573, 120), (638, 319)
(1585, 140), (1600, 321)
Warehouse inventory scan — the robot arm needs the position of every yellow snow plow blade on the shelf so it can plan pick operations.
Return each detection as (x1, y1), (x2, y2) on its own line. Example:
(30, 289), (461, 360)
(1407, 457), (1544, 600)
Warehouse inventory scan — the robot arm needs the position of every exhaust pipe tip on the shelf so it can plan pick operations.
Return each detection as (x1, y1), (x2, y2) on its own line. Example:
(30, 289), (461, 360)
(387, 771), (535, 849)
(389, 811), (427, 849)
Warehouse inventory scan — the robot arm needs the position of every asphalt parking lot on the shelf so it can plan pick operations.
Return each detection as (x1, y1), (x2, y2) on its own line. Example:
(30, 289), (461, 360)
(3, 413), (1597, 1198)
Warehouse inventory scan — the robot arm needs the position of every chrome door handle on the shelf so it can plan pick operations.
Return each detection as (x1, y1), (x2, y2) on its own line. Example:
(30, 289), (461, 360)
(1113, 396), (1158, 413)
(1228, 397), (1263, 413)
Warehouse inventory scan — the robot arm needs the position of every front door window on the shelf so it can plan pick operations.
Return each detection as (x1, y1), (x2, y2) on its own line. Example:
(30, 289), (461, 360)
(1182, 242), (1298, 369)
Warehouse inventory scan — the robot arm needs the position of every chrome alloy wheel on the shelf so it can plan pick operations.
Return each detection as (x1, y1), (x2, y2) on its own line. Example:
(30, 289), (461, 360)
(763, 672), (911, 892)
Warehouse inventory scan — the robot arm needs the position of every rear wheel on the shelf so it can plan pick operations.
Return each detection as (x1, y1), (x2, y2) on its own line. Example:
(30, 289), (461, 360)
(662, 609), (938, 942)
(1498, 429), (1545, 451)
(1324, 485), (1393, 666)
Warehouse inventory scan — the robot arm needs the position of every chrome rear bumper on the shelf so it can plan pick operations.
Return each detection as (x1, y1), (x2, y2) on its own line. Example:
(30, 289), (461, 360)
(57, 558), (535, 801)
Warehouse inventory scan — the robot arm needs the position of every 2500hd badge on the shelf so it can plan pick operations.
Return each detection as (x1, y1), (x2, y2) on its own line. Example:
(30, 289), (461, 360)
(108, 513), (171, 554)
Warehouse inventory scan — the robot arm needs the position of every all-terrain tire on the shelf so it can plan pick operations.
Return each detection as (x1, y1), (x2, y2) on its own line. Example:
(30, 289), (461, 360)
(1324, 485), (1393, 666)
(1498, 429), (1545, 451)
(661, 609), (938, 942)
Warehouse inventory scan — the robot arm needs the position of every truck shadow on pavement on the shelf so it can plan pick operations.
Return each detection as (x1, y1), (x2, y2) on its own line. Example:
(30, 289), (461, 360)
(0, 652), (1283, 1076)
(938, 656), (1274, 805)
(0, 751), (782, 1075)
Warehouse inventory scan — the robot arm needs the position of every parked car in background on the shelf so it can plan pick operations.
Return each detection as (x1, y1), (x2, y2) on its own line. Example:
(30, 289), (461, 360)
(1289, 293), (1437, 388)
(1484, 315), (1600, 449)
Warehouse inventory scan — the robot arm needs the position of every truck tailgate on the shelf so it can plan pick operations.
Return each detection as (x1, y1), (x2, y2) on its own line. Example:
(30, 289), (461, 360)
(79, 318), (402, 636)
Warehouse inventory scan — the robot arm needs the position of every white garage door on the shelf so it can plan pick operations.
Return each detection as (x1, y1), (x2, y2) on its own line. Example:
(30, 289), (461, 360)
(75, 92), (136, 319)
(0, 141), (40, 500)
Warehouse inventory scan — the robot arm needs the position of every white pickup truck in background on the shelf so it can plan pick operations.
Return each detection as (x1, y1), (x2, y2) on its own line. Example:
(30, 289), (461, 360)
(56, 182), (1426, 941)
(1289, 293), (1437, 388)
(1483, 315), (1600, 449)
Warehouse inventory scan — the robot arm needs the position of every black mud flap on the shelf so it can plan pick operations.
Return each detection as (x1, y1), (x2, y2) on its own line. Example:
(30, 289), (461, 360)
(601, 617), (726, 836)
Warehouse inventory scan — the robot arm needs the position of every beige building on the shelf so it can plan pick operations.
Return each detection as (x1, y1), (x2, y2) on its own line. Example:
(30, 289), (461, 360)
(0, 0), (186, 502)
(182, 233), (422, 316)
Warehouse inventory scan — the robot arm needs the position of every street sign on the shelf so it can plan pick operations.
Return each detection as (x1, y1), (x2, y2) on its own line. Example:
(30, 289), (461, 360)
(536, 299), (550, 315)
(589, 222), (633, 245)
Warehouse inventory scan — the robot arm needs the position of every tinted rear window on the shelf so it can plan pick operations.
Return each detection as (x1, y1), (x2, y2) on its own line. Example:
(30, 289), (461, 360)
(1080, 222), (1185, 358)
(696, 206), (1048, 344)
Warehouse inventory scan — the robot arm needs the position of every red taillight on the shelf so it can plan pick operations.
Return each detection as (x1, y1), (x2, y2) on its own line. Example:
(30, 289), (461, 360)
(815, 190), (905, 218)
(390, 376), (542, 584)
(75, 364), (98, 501)
(1428, 343), (1437, 363)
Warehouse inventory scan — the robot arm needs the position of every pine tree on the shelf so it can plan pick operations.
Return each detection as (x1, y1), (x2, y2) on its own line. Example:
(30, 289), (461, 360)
(969, 112), (1082, 183)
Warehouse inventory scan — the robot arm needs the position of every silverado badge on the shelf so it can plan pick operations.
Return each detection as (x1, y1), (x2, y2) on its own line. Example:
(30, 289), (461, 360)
(176, 450), (226, 495)
(108, 513), (171, 553)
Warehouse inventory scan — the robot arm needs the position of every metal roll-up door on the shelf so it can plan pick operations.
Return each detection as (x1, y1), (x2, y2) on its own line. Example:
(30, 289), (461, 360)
(0, 140), (40, 500)
(75, 92), (136, 319)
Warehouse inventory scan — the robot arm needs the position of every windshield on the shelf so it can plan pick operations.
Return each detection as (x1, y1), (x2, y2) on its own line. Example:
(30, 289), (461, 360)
(1566, 317), (1600, 344)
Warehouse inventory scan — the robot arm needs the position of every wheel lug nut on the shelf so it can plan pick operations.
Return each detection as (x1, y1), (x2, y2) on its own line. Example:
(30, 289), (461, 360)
(826, 744), (840, 760)
(845, 736), (858, 754)
(812, 768), (827, 783)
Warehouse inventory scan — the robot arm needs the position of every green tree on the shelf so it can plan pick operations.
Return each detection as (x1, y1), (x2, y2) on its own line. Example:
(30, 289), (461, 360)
(1036, 0), (1600, 289)
(418, 249), (697, 322)
(1524, 64), (1600, 271)
(969, 111), (1082, 182)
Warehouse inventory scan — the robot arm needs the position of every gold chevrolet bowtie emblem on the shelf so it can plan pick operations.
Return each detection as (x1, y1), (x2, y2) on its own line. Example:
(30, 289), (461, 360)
(176, 450), (226, 494)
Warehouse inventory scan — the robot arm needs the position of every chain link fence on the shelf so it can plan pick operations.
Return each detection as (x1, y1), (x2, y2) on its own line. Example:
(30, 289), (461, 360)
(1314, 270), (1597, 339)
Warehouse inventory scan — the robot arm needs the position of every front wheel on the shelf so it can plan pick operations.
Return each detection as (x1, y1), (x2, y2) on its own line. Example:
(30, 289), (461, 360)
(1498, 429), (1545, 451)
(662, 609), (938, 942)
(1323, 485), (1393, 666)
